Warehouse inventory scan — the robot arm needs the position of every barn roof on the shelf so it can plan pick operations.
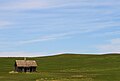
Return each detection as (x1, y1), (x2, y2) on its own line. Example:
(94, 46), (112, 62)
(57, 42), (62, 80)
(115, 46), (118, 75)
(15, 60), (37, 67)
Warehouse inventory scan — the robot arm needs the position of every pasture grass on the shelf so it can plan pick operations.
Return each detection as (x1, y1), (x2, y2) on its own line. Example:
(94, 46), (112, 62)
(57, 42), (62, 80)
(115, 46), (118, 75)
(0, 54), (120, 81)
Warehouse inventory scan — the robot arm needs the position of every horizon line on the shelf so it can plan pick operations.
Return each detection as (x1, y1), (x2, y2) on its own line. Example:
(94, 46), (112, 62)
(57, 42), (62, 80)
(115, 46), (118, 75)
(0, 52), (120, 57)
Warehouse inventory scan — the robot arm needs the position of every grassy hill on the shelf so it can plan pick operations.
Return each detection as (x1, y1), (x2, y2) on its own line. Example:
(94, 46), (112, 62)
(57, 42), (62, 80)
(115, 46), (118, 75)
(0, 54), (120, 81)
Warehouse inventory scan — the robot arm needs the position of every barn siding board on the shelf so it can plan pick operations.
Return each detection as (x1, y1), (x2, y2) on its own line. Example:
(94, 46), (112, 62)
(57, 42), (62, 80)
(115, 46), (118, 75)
(15, 60), (37, 72)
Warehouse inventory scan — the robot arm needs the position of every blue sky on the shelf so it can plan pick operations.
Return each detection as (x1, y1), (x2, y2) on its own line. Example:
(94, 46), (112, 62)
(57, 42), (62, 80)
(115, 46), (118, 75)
(0, 0), (120, 57)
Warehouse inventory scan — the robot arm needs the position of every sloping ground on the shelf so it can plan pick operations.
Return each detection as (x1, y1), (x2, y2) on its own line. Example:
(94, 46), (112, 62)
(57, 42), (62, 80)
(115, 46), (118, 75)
(0, 54), (120, 81)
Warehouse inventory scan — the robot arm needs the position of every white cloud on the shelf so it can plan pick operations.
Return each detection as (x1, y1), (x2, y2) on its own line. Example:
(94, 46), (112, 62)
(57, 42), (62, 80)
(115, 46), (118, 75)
(17, 32), (77, 44)
(1, 0), (118, 10)
(0, 21), (13, 29)
(97, 38), (120, 53)
(0, 32), (75, 47)
(0, 0), (47, 10)
(90, 31), (120, 38)
(17, 29), (96, 45)
(0, 0), (70, 10)
(0, 52), (46, 57)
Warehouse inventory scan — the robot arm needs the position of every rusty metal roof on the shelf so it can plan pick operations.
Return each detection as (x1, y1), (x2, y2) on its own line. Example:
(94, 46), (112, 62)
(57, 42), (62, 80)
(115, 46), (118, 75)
(15, 60), (37, 67)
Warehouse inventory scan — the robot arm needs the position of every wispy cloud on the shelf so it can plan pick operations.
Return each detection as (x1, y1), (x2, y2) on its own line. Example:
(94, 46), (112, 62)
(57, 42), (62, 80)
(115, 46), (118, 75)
(0, 0), (119, 56)
(0, 0), (78, 10)
(0, 31), (77, 48)
(0, 21), (13, 29)
(17, 32), (77, 44)
(1, 0), (118, 10)
(0, 0), (49, 10)
(90, 31), (120, 38)
(0, 52), (46, 57)
(97, 38), (120, 53)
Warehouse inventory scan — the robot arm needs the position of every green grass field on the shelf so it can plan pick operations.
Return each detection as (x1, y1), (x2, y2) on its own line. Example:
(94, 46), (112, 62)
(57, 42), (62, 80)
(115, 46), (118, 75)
(0, 54), (120, 81)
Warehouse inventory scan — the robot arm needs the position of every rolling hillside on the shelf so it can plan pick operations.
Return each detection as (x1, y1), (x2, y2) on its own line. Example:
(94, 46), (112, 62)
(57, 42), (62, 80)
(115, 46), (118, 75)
(0, 54), (120, 81)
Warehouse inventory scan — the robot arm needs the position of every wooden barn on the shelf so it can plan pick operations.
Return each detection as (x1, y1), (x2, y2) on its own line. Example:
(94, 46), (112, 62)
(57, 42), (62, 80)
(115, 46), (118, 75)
(14, 59), (37, 72)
